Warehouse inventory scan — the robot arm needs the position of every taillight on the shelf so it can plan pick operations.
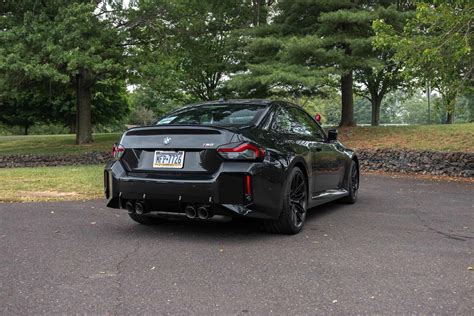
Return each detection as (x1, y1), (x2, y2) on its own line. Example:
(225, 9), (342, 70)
(244, 174), (252, 203)
(112, 143), (125, 160)
(217, 143), (265, 160)
(245, 175), (252, 195)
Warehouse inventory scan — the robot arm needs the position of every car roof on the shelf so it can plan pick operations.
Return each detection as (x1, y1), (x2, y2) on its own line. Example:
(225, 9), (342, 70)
(193, 99), (274, 106)
(185, 99), (300, 109)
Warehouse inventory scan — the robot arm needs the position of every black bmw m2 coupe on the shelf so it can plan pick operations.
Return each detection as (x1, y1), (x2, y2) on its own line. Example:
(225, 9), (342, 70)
(104, 99), (359, 234)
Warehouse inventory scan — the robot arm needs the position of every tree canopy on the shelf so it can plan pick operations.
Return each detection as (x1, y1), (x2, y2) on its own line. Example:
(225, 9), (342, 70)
(0, 0), (472, 139)
(228, 0), (417, 126)
(374, 0), (473, 123)
(1, 0), (128, 142)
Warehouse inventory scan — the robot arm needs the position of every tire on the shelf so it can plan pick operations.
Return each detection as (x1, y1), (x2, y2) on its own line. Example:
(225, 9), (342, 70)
(128, 213), (165, 225)
(341, 160), (359, 204)
(263, 167), (308, 234)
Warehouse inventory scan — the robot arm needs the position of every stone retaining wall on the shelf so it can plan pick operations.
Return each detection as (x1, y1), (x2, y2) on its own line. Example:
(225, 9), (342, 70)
(357, 149), (473, 178)
(0, 149), (473, 177)
(0, 152), (110, 168)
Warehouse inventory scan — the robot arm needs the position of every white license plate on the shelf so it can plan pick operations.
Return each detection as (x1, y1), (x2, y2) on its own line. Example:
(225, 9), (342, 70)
(153, 151), (185, 169)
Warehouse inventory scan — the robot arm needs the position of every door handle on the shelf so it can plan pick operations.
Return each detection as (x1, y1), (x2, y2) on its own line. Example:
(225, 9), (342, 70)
(314, 147), (322, 152)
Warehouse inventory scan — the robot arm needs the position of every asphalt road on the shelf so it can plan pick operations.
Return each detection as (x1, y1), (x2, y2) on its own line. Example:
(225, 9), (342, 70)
(1, 174), (473, 315)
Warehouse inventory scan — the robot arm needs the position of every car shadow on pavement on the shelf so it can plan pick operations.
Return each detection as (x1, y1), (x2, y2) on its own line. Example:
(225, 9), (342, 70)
(110, 215), (272, 241)
(306, 200), (349, 222)
(105, 199), (351, 242)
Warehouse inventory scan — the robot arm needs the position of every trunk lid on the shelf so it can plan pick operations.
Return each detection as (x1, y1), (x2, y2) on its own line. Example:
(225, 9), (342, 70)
(120, 125), (238, 178)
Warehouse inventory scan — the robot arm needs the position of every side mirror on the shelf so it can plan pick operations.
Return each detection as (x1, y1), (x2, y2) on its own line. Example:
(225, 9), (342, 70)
(327, 129), (338, 142)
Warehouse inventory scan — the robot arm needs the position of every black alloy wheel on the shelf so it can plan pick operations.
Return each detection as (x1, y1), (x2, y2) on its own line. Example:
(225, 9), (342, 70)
(289, 170), (307, 228)
(263, 167), (307, 234)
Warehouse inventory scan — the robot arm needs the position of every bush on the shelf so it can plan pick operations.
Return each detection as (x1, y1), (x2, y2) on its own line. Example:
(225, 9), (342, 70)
(128, 106), (156, 126)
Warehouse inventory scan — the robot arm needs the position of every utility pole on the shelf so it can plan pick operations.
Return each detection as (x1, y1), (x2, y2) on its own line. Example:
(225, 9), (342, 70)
(426, 81), (431, 124)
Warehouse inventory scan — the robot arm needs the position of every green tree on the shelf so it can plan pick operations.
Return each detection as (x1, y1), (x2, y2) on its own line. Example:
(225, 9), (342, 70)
(374, 0), (473, 124)
(0, 78), (129, 135)
(354, 4), (415, 126)
(0, 1), (127, 143)
(231, 0), (415, 127)
(130, 0), (253, 105)
(0, 91), (47, 135)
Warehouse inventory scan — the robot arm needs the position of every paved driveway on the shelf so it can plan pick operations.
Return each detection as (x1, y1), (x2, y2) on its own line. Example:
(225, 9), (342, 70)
(1, 174), (472, 314)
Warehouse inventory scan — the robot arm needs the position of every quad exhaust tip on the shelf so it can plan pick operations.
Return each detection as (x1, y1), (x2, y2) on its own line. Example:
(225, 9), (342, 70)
(197, 206), (212, 220)
(135, 202), (146, 215)
(125, 201), (135, 214)
(185, 206), (197, 219)
(128, 203), (211, 219)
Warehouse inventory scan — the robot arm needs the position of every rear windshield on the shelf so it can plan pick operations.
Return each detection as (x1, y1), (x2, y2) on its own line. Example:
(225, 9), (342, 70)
(156, 104), (267, 127)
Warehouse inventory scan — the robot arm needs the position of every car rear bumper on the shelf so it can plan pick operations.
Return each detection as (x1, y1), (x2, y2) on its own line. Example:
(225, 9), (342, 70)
(104, 160), (284, 219)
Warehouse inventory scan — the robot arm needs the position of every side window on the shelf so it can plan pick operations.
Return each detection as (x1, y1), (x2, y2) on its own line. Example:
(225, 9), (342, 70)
(272, 107), (325, 140)
(272, 107), (300, 134)
(289, 107), (326, 140)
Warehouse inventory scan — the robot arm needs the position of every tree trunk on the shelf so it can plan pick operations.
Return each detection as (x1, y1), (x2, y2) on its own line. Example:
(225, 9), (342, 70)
(446, 112), (454, 124)
(339, 72), (355, 127)
(443, 92), (456, 124)
(252, 0), (268, 26)
(371, 97), (382, 126)
(24, 125), (29, 135)
(75, 70), (93, 144)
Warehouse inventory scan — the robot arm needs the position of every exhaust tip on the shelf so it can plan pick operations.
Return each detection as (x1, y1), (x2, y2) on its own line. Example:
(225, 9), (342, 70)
(135, 202), (145, 215)
(184, 206), (196, 219)
(197, 206), (212, 220)
(125, 201), (135, 213)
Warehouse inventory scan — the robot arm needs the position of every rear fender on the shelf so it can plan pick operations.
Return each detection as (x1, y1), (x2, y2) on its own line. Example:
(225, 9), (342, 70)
(287, 156), (310, 180)
(284, 155), (311, 202)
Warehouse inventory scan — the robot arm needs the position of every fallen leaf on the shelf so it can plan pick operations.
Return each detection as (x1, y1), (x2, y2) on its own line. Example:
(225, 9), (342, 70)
(468, 266), (473, 271)
(151, 266), (156, 270)
(332, 300), (337, 304)
(90, 222), (96, 225)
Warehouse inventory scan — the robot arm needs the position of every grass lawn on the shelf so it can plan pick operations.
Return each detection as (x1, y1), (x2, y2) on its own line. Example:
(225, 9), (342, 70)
(338, 123), (474, 152)
(0, 165), (103, 202)
(0, 133), (121, 155)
